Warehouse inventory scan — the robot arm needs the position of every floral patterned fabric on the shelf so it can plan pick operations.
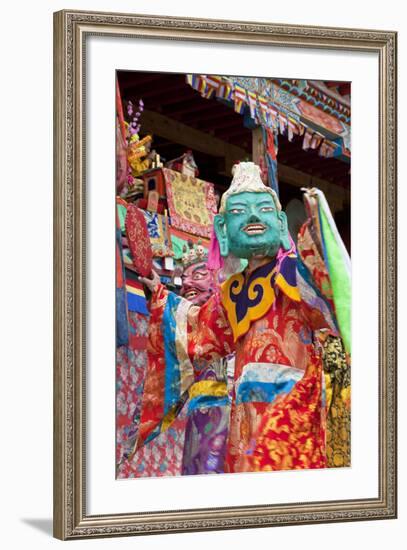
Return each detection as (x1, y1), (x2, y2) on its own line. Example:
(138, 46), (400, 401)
(118, 406), (188, 478)
(182, 360), (231, 475)
(116, 311), (149, 471)
(297, 220), (334, 307)
(320, 334), (351, 468)
(140, 256), (335, 474)
(223, 288), (328, 473)
(117, 286), (233, 477)
(182, 405), (230, 475)
(245, 350), (326, 472)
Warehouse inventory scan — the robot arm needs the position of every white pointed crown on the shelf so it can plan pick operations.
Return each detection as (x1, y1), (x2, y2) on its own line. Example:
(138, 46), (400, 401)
(219, 162), (281, 213)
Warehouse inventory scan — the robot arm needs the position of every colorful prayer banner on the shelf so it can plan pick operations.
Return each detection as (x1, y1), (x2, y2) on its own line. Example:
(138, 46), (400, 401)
(185, 74), (350, 153)
(164, 168), (217, 238)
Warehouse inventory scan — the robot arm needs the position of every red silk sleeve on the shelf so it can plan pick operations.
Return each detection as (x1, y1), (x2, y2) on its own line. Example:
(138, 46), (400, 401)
(187, 291), (235, 364)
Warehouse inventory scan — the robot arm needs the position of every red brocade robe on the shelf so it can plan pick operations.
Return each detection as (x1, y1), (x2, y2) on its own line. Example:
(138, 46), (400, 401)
(138, 253), (337, 473)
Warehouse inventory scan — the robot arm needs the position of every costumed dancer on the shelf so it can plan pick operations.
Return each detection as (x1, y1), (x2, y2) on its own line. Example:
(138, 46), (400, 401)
(120, 235), (233, 476)
(178, 247), (234, 475)
(138, 162), (351, 473)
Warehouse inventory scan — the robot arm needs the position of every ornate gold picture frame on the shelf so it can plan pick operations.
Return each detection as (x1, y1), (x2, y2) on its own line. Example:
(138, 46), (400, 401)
(53, 9), (397, 540)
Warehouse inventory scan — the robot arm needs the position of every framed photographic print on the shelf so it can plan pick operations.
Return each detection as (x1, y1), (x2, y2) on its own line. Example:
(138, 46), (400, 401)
(53, 9), (397, 540)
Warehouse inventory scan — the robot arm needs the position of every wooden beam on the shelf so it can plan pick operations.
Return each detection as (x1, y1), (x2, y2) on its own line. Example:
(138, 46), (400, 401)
(171, 102), (215, 118)
(184, 111), (234, 126)
(117, 72), (168, 91)
(216, 127), (251, 140)
(140, 109), (250, 174)
(134, 80), (188, 101)
(207, 119), (244, 132)
(252, 127), (263, 166)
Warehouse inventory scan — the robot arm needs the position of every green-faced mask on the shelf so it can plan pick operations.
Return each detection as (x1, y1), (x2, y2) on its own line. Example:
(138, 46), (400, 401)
(214, 191), (291, 260)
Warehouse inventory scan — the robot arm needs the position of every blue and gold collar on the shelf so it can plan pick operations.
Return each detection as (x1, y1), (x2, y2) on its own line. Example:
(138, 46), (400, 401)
(220, 254), (300, 342)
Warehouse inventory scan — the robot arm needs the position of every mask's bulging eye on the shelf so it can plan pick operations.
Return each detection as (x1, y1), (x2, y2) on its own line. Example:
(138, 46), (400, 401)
(260, 206), (274, 212)
(229, 208), (245, 214)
